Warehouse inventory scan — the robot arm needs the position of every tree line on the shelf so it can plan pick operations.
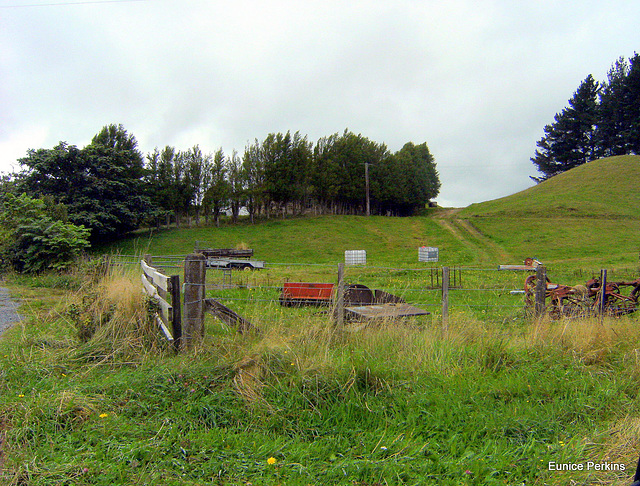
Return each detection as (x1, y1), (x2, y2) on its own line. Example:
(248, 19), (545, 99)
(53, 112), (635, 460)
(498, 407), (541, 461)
(145, 129), (440, 229)
(2, 126), (440, 263)
(531, 53), (640, 181)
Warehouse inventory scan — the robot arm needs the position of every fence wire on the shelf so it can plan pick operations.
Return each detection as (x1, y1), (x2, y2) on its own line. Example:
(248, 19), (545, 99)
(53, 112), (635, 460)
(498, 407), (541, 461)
(120, 254), (640, 324)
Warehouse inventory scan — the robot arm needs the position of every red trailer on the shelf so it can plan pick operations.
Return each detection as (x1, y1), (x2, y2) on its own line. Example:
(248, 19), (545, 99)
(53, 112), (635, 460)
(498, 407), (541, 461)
(279, 282), (335, 306)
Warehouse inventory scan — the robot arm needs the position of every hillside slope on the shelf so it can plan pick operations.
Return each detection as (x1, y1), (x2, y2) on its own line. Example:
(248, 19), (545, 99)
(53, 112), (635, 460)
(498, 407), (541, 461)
(460, 155), (640, 219)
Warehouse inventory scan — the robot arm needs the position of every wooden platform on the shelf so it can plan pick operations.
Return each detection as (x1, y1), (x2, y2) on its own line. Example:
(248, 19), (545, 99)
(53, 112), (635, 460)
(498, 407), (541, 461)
(345, 303), (429, 320)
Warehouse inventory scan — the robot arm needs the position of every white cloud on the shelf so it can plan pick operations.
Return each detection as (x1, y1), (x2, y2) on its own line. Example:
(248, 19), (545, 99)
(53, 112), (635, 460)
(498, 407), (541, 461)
(1, 0), (640, 205)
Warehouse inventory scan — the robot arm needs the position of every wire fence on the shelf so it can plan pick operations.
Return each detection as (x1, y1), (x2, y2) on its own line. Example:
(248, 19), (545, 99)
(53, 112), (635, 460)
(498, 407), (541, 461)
(113, 254), (640, 327)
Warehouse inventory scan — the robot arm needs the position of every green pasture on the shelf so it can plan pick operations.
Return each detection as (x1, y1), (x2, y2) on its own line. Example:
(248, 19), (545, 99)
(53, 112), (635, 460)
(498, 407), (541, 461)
(103, 214), (474, 267)
(2, 267), (640, 485)
(3, 155), (640, 485)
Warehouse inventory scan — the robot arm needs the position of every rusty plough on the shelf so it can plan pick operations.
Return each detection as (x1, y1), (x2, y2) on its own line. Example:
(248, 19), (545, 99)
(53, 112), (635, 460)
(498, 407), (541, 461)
(524, 273), (640, 318)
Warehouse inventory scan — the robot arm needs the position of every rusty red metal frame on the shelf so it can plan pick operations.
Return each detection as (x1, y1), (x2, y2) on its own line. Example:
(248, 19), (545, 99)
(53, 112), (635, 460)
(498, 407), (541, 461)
(524, 274), (640, 318)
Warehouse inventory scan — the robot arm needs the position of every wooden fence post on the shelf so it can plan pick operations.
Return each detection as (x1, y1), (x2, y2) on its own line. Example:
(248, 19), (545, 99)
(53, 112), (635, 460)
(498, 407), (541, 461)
(441, 266), (449, 331)
(183, 253), (206, 349)
(599, 269), (608, 318)
(170, 275), (182, 350)
(334, 263), (345, 327)
(534, 265), (547, 318)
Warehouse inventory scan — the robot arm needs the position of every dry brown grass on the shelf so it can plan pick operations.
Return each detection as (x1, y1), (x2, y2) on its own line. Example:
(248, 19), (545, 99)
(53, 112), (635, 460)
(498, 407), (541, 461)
(525, 316), (640, 367)
(67, 267), (162, 365)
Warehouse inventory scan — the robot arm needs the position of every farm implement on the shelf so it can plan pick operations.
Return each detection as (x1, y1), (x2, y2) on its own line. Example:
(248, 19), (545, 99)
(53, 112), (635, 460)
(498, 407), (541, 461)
(524, 273), (640, 318)
(279, 282), (429, 320)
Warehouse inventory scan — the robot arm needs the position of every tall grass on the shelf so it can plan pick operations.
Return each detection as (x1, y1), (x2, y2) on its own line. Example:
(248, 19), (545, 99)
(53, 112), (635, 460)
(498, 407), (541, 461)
(2, 267), (640, 484)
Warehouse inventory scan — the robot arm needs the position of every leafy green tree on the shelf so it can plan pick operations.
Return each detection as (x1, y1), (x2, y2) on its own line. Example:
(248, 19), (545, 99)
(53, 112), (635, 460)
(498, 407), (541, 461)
(533, 54), (640, 180)
(18, 124), (150, 241)
(0, 174), (17, 197)
(203, 148), (229, 227)
(331, 130), (389, 213)
(597, 58), (630, 157)
(144, 148), (166, 228)
(262, 132), (292, 214)
(241, 140), (266, 223)
(289, 132), (313, 213)
(181, 145), (211, 226)
(621, 53), (640, 154)
(311, 133), (341, 213)
(260, 131), (313, 216)
(227, 150), (245, 223)
(0, 193), (89, 273)
(531, 75), (600, 181)
(373, 142), (439, 215)
(170, 151), (193, 228)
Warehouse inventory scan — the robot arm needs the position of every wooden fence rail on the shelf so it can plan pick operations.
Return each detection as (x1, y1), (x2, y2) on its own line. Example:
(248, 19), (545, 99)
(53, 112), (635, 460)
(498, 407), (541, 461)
(141, 257), (181, 349)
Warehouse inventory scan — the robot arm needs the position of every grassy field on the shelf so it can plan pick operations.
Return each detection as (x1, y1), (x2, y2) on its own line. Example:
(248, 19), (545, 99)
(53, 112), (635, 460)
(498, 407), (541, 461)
(102, 214), (477, 267)
(2, 155), (640, 485)
(2, 269), (640, 485)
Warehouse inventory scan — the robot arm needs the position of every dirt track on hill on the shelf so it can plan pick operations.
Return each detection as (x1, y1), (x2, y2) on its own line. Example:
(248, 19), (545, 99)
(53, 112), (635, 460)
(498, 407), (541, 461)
(432, 208), (511, 263)
(0, 287), (21, 337)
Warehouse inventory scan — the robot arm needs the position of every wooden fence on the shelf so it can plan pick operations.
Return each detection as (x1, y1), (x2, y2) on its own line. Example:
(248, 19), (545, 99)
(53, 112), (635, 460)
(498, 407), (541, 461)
(137, 256), (637, 351)
(141, 253), (257, 352)
(141, 257), (181, 349)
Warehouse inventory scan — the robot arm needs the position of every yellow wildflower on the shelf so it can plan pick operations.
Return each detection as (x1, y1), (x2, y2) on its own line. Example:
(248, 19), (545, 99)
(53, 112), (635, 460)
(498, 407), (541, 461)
(99, 413), (109, 418)
(267, 457), (277, 465)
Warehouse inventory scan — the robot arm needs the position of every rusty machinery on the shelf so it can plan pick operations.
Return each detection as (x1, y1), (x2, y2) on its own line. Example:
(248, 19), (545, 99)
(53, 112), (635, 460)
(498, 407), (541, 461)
(524, 273), (640, 318)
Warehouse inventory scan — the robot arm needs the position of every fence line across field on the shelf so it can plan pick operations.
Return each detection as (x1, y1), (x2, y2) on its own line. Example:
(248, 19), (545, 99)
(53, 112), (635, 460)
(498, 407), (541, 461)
(131, 253), (640, 350)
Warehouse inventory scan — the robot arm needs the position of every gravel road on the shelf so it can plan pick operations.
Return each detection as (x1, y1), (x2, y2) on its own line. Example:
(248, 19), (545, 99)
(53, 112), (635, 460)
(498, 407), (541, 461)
(0, 287), (21, 336)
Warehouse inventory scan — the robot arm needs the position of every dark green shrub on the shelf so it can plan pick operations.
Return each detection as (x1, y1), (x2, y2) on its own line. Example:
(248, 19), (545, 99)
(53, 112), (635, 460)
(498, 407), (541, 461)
(0, 193), (89, 273)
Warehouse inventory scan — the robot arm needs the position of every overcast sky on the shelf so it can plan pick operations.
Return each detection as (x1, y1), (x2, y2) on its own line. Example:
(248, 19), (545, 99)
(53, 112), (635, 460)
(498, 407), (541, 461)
(1, 0), (639, 207)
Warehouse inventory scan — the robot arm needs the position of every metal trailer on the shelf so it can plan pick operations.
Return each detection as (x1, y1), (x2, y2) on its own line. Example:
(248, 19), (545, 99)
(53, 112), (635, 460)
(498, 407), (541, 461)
(196, 248), (254, 259)
(195, 248), (265, 270)
(204, 258), (265, 270)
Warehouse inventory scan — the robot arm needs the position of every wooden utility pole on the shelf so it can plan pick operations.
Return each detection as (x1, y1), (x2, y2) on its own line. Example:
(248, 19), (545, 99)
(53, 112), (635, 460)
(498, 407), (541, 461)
(183, 253), (206, 348)
(365, 162), (370, 217)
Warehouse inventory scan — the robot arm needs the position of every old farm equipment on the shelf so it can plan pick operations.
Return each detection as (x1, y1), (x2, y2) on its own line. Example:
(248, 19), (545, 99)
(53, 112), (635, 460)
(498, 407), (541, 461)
(279, 282), (429, 320)
(279, 282), (335, 306)
(524, 273), (640, 318)
(586, 276), (640, 316)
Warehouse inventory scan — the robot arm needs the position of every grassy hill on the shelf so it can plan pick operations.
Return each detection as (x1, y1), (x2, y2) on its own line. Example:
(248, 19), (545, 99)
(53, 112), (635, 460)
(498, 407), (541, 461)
(460, 155), (640, 220)
(105, 214), (477, 267)
(452, 155), (640, 269)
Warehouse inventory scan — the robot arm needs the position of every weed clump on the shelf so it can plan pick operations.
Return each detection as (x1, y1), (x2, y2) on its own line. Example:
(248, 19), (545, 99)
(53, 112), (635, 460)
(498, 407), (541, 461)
(65, 269), (161, 363)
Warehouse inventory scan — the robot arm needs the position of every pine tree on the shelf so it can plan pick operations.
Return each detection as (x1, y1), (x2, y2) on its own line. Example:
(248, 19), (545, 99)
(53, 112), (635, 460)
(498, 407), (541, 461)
(597, 57), (630, 156)
(623, 53), (640, 154)
(531, 75), (600, 181)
